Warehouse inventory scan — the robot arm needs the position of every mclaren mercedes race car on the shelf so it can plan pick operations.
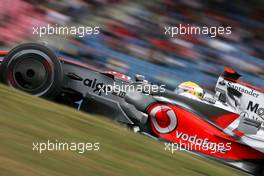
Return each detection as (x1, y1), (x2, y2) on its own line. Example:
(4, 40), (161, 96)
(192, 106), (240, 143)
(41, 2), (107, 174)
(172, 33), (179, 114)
(0, 43), (264, 175)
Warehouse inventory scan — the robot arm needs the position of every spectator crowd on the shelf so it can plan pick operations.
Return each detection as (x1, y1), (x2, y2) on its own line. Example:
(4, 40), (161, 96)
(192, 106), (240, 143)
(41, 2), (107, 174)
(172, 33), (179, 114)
(0, 0), (263, 90)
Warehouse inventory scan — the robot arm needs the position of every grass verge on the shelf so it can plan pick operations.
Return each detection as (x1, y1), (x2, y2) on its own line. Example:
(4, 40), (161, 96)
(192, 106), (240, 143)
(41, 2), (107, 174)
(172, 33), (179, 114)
(0, 85), (243, 176)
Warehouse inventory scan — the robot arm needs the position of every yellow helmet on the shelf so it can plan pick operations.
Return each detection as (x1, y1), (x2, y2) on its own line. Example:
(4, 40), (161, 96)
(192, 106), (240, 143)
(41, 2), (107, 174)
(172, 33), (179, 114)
(177, 81), (204, 99)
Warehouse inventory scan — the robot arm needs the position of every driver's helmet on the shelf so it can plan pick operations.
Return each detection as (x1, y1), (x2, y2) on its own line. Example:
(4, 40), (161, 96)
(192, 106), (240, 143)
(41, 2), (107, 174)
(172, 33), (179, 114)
(175, 81), (204, 99)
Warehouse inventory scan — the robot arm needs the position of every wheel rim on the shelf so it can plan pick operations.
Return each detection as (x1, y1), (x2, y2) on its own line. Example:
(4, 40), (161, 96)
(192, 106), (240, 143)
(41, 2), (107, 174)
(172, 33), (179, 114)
(7, 50), (55, 96)
(13, 58), (48, 91)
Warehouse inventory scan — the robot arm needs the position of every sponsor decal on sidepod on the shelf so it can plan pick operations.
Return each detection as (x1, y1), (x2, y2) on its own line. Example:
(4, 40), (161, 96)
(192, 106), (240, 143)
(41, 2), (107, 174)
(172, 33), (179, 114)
(150, 105), (231, 154)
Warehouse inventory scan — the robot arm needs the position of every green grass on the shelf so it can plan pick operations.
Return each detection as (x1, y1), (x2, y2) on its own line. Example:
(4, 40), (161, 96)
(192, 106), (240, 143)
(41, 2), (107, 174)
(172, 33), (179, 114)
(0, 85), (244, 176)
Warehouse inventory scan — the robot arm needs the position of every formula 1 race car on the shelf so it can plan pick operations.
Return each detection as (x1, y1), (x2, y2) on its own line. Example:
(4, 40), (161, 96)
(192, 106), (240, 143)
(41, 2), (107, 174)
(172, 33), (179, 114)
(0, 43), (264, 175)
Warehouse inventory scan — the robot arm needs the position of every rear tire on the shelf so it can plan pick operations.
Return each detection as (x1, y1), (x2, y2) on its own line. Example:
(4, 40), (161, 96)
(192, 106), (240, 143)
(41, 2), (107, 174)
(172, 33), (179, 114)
(0, 43), (63, 98)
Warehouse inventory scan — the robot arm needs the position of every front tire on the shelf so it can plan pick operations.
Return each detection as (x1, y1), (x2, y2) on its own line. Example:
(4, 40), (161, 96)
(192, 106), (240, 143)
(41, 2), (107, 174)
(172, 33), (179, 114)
(0, 43), (63, 98)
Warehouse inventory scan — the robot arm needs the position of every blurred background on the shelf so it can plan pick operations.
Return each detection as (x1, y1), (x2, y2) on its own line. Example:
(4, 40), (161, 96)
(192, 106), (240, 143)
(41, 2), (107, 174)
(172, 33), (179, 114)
(0, 0), (263, 91)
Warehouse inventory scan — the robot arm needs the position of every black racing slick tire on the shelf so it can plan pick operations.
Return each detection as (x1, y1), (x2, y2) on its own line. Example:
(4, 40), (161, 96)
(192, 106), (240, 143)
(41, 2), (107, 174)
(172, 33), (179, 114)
(0, 43), (63, 98)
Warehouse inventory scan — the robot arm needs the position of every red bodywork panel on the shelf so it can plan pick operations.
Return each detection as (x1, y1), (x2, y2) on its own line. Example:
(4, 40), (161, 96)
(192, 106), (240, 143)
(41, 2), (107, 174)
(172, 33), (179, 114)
(0, 51), (8, 57)
(148, 104), (264, 161)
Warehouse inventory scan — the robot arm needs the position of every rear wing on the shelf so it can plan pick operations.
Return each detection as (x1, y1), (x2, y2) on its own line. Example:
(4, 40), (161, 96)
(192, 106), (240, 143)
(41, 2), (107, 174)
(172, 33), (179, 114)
(215, 68), (264, 122)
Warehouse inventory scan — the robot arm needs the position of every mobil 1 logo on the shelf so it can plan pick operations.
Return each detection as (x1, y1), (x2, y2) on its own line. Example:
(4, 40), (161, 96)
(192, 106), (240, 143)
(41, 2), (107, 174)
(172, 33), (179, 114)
(247, 101), (264, 121)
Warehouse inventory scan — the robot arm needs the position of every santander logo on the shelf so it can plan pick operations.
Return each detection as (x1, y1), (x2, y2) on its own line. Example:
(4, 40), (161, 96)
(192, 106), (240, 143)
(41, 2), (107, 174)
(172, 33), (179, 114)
(149, 105), (177, 134)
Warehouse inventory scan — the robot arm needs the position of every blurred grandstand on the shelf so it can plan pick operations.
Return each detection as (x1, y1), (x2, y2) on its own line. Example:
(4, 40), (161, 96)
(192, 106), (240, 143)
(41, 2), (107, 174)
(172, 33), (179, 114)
(0, 0), (263, 91)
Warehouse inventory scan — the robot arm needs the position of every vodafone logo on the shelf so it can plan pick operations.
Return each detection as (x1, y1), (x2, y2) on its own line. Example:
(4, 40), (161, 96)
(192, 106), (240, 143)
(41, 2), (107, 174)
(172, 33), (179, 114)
(150, 105), (177, 134)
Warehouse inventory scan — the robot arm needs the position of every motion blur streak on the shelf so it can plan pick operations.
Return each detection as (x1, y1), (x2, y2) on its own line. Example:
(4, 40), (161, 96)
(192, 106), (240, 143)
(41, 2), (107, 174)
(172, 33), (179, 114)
(0, 0), (263, 92)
